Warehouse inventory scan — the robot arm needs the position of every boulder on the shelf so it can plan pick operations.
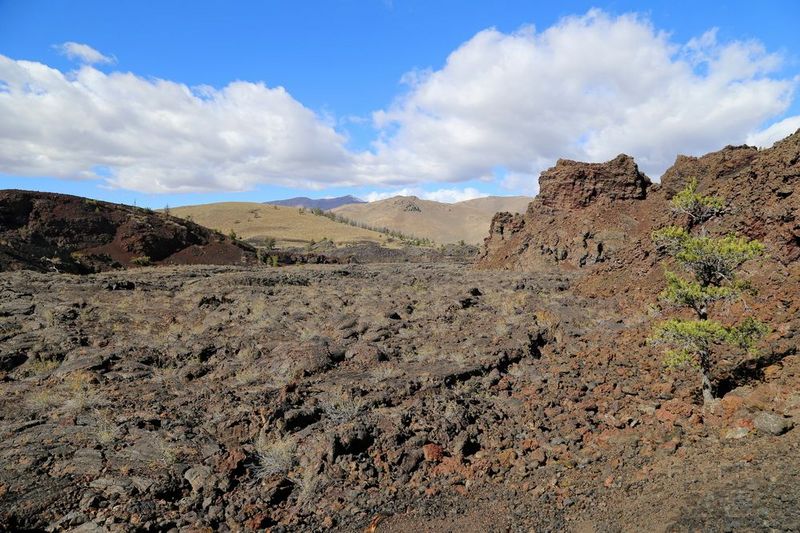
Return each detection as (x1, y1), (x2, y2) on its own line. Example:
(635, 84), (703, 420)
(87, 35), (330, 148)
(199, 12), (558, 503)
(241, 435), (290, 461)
(753, 412), (794, 436)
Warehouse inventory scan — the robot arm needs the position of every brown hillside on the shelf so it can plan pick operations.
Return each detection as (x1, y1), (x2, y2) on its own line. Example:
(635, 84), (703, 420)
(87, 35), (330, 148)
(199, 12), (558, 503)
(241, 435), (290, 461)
(332, 195), (532, 244)
(169, 202), (394, 247)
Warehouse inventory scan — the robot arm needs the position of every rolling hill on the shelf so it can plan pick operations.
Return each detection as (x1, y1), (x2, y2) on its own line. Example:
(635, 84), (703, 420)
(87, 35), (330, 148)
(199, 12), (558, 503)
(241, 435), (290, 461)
(169, 202), (392, 247)
(331, 195), (532, 244)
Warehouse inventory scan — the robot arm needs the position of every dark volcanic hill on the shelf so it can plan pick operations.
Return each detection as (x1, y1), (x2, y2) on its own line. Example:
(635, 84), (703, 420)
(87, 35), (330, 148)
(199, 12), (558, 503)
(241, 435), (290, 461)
(265, 195), (364, 210)
(0, 190), (257, 273)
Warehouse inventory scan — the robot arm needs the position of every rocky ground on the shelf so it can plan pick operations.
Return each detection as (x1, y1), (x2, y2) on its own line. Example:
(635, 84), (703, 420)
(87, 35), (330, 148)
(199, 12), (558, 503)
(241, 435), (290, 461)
(1, 262), (797, 532)
(1, 131), (798, 531)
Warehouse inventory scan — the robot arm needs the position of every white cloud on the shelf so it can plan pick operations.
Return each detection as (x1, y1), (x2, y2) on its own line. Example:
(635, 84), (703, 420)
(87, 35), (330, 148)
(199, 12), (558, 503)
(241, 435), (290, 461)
(1, 11), (799, 194)
(55, 42), (115, 65)
(746, 115), (800, 147)
(360, 9), (796, 184)
(364, 187), (487, 203)
(0, 56), (353, 192)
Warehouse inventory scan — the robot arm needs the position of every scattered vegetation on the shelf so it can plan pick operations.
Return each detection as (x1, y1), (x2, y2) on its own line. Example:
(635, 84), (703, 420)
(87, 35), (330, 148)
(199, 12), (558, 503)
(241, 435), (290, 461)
(649, 179), (767, 404)
(131, 255), (152, 266)
(25, 370), (104, 414)
(25, 389), (63, 412)
(308, 208), (434, 246)
(253, 435), (296, 480)
(94, 409), (119, 445)
(256, 248), (280, 267)
(62, 371), (103, 413)
(371, 363), (403, 382)
(24, 357), (60, 376)
(322, 391), (368, 425)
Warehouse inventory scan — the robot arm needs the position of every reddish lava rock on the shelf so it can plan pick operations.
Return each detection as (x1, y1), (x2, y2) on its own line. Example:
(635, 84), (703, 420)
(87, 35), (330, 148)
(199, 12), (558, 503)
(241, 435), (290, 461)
(422, 443), (444, 462)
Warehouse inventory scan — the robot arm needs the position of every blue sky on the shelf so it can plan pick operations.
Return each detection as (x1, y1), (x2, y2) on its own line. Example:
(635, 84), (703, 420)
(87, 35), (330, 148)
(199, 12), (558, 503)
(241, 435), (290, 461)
(1, 0), (799, 207)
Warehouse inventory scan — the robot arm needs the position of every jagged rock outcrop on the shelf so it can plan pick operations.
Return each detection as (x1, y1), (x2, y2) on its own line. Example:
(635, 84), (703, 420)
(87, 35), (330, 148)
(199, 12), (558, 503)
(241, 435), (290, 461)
(659, 138), (799, 264)
(479, 130), (800, 273)
(538, 154), (651, 209)
(0, 190), (257, 273)
(479, 154), (655, 271)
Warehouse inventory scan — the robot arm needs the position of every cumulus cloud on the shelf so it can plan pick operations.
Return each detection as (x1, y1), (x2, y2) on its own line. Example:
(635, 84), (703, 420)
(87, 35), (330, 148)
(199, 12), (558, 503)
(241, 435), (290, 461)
(1, 10), (798, 194)
(364, 186), (488, 203)
(746, 115), (800, 147)
(55, 42), (115, 65)
(361, 9), (796, 185)
(0, 56), (353, 192)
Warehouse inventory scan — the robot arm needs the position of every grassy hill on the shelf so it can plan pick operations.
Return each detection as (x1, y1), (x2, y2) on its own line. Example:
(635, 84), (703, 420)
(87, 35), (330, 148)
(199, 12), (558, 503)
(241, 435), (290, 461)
(332, 195), (532, 244)
(169, 202), (394, 247)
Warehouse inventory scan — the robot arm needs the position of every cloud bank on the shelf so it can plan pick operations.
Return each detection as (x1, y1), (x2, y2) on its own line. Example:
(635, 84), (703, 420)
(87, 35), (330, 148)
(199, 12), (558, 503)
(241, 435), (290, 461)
(363, 11), (796, 193)
(0, 56), (352, 192)
(364, 187), (488, 203)
(1, 12), (798, 195)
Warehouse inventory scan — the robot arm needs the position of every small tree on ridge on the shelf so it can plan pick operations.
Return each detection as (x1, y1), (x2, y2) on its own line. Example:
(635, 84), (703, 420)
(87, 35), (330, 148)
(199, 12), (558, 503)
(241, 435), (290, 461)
(649, 179), (767, 405)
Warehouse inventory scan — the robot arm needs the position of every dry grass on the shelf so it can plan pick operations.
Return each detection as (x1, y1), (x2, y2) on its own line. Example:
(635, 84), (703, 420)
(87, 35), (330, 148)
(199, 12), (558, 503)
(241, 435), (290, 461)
(234, 365), (264, 386)
(25, 370), (103, 414)
(61, 371), (103, 413)
(332, 195), (531, 245)
(253, 435), (296, 480)
(321, 391), (368, 424)
(25, 389), (63, 411)
(94, 409), (119, 445)
(371, 363), (404, 382)
(24, 358), (60, 376)
(169, 202), (393, 247)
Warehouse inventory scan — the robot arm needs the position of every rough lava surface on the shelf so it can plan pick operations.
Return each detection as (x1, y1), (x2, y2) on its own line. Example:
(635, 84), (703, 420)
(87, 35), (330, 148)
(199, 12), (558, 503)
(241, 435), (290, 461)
(0, 133), (798, 532)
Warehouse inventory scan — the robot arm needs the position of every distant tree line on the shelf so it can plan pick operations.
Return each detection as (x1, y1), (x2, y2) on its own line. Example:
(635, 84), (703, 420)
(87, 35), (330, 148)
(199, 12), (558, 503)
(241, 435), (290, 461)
(305, 207), (434, 247)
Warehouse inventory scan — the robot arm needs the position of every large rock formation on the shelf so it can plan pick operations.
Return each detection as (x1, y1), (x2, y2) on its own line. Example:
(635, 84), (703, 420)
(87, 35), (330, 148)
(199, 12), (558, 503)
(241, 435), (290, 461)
(0, 190), (257, 273)
(479, 130), (800, 274)
(538, 154), (651, 209)
(479, 154), (657, 272)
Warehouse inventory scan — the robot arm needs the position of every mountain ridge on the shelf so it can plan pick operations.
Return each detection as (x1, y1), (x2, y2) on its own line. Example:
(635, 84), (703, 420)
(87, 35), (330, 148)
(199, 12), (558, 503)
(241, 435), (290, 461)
(264, 195), (365, 210)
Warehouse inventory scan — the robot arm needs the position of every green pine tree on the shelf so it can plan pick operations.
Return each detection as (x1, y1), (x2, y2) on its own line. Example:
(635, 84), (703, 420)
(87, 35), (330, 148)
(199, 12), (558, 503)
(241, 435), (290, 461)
(649, 179), (767, 404)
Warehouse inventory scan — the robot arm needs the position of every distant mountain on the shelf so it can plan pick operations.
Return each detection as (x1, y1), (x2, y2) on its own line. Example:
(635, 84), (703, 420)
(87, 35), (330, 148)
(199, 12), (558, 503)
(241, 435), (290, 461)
(265, 195), (364, 210)
(332, 195), (532, 244)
